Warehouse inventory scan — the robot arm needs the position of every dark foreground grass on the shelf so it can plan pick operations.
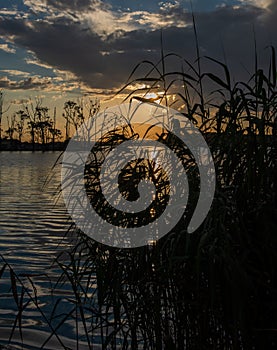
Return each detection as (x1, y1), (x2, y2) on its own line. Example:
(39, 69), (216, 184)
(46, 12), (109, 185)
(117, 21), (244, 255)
(0, 45), (277, 349)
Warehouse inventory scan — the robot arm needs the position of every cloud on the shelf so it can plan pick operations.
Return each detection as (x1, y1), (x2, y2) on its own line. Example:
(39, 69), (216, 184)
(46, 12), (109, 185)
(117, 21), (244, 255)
(0, 43), (16, 54)
(36, 0), (95, 12)
(78, 1), (190, 37)
(22, 0), (49, 14)
(0, 76), (52, 90)
(23, 0), (189, 37)
(0, 74), (83, 92)
(0, 70), (31, 77)
(239, 0), (272, 8)
(0, 10), (19, 16)
(0, 0), (276, 94)
(25, 58), (54, 70)
(79, 9), (136, 37)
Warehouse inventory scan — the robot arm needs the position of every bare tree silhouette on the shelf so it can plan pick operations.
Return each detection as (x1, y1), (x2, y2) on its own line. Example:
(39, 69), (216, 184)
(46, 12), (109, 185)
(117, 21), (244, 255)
(0, 90), (11, 147)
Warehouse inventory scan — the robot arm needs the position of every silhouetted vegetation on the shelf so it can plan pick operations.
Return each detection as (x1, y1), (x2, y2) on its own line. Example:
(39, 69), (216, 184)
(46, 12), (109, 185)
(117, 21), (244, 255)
(0, 97), (100, 151)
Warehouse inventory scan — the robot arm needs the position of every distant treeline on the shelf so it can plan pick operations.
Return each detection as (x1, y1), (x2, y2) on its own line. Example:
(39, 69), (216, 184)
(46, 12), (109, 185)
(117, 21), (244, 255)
(0, 138), (66, 151)
(0, 96), (100, 149)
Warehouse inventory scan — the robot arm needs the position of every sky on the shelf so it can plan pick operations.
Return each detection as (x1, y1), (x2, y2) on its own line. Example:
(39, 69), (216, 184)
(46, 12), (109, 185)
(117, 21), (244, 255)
(0, 0), (276, 133)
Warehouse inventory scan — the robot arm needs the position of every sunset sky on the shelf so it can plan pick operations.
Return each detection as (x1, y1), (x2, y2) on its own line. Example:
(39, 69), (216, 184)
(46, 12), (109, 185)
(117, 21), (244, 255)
(0, 0), (276, 133)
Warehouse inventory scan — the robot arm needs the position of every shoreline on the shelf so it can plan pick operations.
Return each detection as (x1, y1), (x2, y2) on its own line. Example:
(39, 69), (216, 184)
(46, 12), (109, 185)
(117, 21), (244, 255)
(0, 140), (67, 152)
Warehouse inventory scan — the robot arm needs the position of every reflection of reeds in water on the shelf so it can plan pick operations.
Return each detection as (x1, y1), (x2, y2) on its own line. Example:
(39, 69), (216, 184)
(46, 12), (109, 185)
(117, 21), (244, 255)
(1, 43), (277, 349)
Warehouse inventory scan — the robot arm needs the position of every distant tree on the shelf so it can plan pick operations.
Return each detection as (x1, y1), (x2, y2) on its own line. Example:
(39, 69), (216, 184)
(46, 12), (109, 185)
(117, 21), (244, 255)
(5, 115), (16, 140)
(49, 126), (62, 145)
(23, 98), (42, 149)
(0, 90), (11, 145)
(48, 107), (61, 148)
(22, 98), (54, 149)
(63, 100), (85, 140)
(15, 110), (28, 143)
(35, 106), (52, 146)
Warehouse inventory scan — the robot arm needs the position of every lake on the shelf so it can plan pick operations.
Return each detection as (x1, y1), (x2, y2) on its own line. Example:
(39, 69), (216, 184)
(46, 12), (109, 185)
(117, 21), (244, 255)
(0, 152), (92, 350)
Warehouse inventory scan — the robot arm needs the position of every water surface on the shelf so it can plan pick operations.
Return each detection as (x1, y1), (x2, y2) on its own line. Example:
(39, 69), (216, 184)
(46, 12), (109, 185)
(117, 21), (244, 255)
(0, 152), (88, 349)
